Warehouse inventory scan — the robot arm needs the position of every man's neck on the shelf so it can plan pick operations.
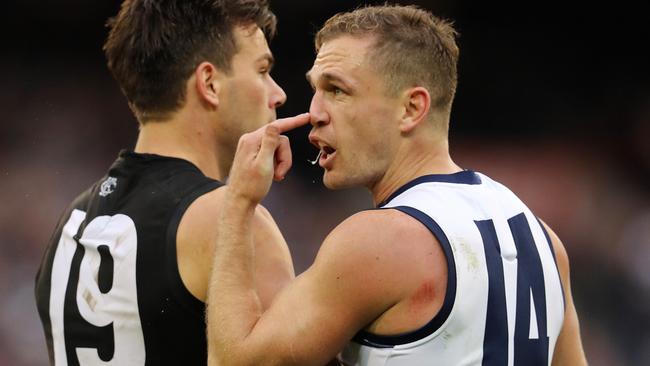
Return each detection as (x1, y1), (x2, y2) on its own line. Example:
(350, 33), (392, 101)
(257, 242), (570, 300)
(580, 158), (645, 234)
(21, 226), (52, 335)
(134, 115), (227, 181)
(370, 135), (461, 206)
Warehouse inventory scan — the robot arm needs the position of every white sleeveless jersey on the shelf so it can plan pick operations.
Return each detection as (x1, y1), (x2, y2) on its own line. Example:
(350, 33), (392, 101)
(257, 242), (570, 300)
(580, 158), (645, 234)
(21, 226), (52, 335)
(339, 171), (565, 366)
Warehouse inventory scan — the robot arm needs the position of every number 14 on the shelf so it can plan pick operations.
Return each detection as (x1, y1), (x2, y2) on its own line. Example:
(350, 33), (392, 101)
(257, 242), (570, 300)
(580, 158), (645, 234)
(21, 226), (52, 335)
(476, 213), (560, 366)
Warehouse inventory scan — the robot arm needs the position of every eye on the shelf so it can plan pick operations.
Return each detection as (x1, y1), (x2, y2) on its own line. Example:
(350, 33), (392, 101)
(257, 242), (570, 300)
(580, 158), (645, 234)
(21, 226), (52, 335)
(258, 62), (272, 76)
(330, 86), (346, 96)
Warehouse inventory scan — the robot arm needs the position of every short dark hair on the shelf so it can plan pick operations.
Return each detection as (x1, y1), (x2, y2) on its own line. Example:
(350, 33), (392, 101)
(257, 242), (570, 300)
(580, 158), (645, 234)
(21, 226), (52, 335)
(316, 5), (459, 113)
(104, 0), (277, 123)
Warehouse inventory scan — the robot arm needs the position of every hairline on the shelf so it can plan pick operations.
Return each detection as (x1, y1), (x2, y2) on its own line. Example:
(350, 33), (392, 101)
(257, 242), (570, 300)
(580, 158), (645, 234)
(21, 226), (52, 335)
(320, 33), (413, 99)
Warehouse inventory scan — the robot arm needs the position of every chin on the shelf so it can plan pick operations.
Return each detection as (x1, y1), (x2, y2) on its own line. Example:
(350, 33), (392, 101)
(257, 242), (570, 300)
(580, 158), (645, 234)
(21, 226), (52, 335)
(322, 173), (341, 190)
(322, 172), (358, 190)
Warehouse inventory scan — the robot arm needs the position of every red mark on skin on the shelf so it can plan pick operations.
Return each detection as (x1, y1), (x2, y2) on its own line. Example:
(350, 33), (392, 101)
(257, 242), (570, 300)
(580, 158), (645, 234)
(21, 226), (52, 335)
(410, 282), (437, 308)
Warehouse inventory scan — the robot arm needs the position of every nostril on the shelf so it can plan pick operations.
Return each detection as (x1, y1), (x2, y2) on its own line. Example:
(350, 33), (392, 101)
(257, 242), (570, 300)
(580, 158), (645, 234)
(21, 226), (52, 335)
(310, 119), (326, 128)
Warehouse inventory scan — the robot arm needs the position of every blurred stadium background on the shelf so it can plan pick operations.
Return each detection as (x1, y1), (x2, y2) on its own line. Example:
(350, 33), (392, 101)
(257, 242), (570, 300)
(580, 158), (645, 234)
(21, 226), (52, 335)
(1, 1), (648, 365)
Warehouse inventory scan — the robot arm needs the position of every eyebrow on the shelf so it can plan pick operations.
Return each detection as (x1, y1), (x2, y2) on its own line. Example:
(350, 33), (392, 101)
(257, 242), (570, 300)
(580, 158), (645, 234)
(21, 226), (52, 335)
(305, 71), (315, 88)
(305, 70), (352, 90)
(258, 53), (275, 69)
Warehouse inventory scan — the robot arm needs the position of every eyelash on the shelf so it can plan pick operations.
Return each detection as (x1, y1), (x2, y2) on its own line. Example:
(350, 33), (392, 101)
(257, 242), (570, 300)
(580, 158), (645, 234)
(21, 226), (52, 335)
(328, 86), (345, 96)
(309, 85), (347, 96)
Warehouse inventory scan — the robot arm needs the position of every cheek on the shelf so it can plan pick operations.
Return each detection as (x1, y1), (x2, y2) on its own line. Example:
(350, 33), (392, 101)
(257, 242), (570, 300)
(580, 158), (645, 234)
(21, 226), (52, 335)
(241, 78), (267, 104)
(232, 78), (270, 123)
(333, 101), (392, 159)
(349, 122), (395, 172)
(349, 118), (387, 154)
(229, 73), (265, 103)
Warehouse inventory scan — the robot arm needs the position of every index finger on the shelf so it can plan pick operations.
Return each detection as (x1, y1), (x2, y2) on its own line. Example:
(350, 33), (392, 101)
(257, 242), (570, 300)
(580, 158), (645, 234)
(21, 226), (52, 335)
(269, 113), (311, 134)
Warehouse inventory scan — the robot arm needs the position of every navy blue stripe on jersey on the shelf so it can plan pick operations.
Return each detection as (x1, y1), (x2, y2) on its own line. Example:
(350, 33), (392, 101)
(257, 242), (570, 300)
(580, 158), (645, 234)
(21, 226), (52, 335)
(165, 180), (224, 314)
(536, 218), (565, 310)
(352, 206), (457, 347)
(509, 213), (549, 366)
(475, 219), (508, 366)
(377, 171), (481, 208)
(477, 214), (553, 366)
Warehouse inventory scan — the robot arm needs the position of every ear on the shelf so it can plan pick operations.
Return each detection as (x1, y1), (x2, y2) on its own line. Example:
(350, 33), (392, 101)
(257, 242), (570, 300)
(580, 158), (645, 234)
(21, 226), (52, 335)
(194, 62), (221, 109)
(399, 87), (431, 134)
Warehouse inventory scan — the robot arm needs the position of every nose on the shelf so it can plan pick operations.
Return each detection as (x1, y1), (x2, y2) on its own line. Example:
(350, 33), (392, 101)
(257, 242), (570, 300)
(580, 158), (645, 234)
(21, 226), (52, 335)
(308, 91), (329, 128)
(269, 76), (287, 109)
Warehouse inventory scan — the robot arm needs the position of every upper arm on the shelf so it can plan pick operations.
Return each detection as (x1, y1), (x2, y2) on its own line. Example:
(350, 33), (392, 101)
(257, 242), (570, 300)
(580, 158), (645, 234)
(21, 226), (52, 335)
(251, 205), (295, 308)
(228, 209), (430, 366)
(541, 222), (588, 366)
(177, 187), (294, 306)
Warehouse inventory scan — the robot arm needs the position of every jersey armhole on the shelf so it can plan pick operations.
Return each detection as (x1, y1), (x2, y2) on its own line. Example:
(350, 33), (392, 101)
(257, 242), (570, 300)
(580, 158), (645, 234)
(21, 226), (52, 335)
(536, 217), (566, 310)
(164, 181), (224, 315)
(352, 206), (457, 348)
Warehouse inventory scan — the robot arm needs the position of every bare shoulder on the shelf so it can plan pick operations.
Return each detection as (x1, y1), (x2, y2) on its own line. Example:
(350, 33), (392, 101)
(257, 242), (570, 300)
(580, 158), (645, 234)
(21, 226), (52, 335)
(316, 208), (443, 286)
(310, 208), (447, 333)
(322, 208), (437, 252)
(178, 186), (228, 240)
(176, 186), (290, 302)
(175, 186), (227, 301)
(179, 186), (274, 240)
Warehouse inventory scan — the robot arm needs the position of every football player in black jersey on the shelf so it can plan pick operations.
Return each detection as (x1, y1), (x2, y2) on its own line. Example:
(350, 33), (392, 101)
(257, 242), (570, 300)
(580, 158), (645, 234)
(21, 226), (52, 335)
(34, 1), (309, 365)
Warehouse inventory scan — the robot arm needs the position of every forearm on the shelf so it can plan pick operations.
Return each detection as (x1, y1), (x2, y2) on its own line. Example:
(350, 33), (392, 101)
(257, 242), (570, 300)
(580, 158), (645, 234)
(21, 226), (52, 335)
(207, 115), (314, 365)
(208, 194), (261, 365)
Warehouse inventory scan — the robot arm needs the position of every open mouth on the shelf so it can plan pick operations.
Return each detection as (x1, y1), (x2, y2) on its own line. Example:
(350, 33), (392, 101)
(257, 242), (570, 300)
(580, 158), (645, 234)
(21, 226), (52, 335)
(322, 145), (336, 156)
(308, 134), (338, 168)
(319, 145), (337, 167)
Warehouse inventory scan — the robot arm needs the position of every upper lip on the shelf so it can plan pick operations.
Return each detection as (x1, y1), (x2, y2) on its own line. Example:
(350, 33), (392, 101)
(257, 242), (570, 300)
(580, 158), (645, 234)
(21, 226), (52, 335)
(308, 134), (334, 152)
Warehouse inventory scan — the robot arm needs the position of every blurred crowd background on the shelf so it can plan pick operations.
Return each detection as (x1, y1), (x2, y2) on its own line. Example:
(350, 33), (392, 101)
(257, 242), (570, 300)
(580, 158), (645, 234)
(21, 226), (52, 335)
(1, 0), (648, 365)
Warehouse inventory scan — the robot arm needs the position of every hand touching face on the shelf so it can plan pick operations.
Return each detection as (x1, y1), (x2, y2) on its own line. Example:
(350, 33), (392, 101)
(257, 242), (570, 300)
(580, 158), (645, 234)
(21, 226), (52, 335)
(226, 113), (310, 204)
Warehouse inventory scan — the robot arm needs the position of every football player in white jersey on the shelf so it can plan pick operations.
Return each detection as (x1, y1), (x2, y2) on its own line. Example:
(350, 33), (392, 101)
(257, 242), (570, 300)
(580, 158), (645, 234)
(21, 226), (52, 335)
(208, 5), (588, 366)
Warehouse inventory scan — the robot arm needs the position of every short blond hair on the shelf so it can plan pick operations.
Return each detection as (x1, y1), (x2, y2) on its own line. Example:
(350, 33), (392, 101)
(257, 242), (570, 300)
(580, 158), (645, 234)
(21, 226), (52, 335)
(316, 5), (459, 112)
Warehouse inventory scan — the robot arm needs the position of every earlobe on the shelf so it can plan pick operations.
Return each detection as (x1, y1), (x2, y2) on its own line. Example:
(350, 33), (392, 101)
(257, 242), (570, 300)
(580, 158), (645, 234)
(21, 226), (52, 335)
(399, 87), (431, 133)
(195, 62), (220, 109)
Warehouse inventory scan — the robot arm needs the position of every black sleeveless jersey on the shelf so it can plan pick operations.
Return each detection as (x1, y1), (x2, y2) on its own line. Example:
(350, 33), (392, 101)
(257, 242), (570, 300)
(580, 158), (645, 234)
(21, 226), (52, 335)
(35, 150), (223, 365)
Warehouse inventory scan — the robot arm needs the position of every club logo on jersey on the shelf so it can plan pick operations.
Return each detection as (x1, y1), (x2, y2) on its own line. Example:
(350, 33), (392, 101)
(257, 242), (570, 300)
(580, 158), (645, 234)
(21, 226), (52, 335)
(99, 177), (118, 197)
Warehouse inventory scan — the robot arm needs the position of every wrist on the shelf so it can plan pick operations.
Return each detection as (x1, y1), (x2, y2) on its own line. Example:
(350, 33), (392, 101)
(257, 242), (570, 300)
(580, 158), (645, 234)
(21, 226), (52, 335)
(223, 188), (259, 214)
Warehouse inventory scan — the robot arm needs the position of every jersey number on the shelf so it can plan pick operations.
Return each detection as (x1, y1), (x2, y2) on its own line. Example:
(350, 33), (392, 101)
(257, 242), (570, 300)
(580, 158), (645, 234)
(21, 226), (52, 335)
(476, 213), (549, 366)
(49, 210), (145, 365)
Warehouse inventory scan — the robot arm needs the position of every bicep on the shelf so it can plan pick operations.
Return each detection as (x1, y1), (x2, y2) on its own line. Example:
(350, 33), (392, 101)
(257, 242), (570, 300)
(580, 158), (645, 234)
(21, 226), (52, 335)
(252, 207), (295, 309)
(251, 270), (361, 364)
(240, 220), (401, 366)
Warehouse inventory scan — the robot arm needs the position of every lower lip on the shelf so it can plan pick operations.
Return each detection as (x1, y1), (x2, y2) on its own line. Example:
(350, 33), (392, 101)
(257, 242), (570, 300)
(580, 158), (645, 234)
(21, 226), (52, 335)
(319, 151), (336, 169)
